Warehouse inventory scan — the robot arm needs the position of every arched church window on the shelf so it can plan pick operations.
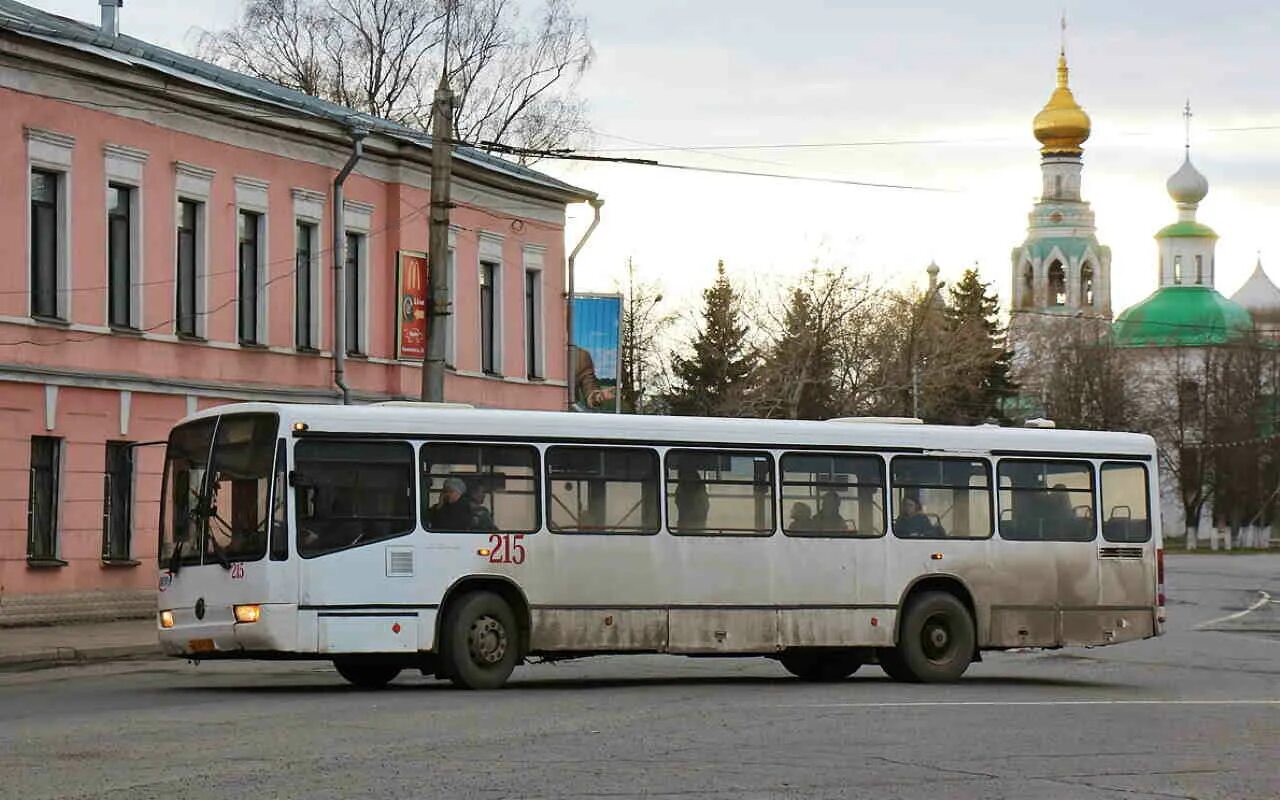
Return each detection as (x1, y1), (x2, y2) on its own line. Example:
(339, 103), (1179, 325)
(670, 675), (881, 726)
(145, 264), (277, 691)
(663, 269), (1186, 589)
(1081, 263), (1094, 307)
(1195, 255), (1203, 284)
(1022, 264), (1034, 308)
(1174, 255), (1183, 285)
(1054, 175), (1063, 198)
(1048, 261), (1066, 306)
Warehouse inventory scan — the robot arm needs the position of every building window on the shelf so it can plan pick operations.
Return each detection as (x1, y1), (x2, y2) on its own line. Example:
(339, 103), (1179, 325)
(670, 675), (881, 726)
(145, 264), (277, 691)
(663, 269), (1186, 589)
(480, 260), (498, 373)
(1195, 254), (1203, 284)
(1053, 174), (1063, 198)
(666, 450), (775, 536)
(546, 446), (660, 534)
(238, 210), (262, 344)
(1174, 255), (1183, 285)
(107, 183), (135, 328)
(102, 441), (134, 562)
(30, 169), (62, 320)
(525, 269), (541, 378)
(345, 232), (364, 355)
(997, 459), (1095, 542)
(296, 222), (317, 350)
(1048, 261), (1066, 306)
(176, 199), (201, 337)
(1080, 263), (1094, 307)
(28, 436), (62, 561)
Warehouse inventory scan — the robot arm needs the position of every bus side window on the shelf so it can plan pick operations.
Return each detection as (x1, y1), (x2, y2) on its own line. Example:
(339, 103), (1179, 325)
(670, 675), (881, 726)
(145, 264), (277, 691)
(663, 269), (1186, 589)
(1101, 463), (1151, 543)
(666, 450), (775, 536)
(997, 460), (1095, 542)
(546, 446), (660, 534)
(890, 456), (992, 539)
(780, 452), (885, 537)
(420, 443), (540, 534)
(269, 439), (288, 561)
(294, 440), (415, 558)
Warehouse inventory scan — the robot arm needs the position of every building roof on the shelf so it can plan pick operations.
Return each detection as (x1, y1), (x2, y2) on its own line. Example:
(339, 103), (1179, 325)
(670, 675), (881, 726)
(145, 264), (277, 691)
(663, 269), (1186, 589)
(0, 0), (595, 202)
(1033, 52), (1091, 156)
(1154, 221), (1218, 240)
(1231, 258), (1280, 324)
(1112, 285), (1254, 348)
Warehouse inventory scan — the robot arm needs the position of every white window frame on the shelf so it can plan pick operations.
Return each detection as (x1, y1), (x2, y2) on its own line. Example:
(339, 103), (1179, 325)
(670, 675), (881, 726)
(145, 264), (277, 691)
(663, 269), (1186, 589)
(446, 225), (459, 368)
(104, 144), (148, 330)
(479, 231), (505, 375)
(523, 244), (546, 379)
(26, 127), (74, 321)
(235, 176), (270, 345)
(175, 161), (213, 339)
(343, 200), (374, 356)
(292, 189), (325, 351)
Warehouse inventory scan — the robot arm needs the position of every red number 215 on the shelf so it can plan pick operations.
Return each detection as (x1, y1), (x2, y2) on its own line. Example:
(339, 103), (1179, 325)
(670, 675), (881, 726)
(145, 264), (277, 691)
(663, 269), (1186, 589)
(487, 534), (526, 564)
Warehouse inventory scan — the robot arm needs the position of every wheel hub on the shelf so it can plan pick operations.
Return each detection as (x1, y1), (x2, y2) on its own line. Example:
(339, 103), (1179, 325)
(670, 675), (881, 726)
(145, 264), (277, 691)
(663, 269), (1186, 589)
(468, 615), (508, 665)
(921, 614), (953, 662)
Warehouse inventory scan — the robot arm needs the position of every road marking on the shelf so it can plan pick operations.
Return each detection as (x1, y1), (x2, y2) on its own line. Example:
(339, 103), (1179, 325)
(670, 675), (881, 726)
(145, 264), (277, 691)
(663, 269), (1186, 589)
(792, 699), (1280, 709)
(1193, 590), (1272, 630)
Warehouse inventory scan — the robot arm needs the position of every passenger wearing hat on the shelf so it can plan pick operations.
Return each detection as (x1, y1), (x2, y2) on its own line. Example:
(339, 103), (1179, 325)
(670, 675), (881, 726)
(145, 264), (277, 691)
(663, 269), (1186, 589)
(430, 477), (474, 530)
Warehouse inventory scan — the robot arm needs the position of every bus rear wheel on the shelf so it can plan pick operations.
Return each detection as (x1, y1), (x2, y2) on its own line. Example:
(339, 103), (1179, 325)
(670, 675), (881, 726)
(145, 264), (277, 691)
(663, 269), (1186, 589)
(440, 591), (519, 690)
(891, 590), (975, 683)
(334, 658), (402, 689)
(779, 651), (861, 682)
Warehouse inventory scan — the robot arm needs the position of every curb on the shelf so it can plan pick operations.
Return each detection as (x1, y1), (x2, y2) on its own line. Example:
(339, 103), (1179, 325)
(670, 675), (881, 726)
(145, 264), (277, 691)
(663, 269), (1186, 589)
(0, 642), (162, 672)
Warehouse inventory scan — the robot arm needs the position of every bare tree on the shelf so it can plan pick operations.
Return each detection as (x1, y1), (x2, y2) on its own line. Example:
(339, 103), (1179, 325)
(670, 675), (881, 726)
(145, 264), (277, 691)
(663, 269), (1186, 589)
(198, 0), (593, 153)
(617, 259), (672, 414)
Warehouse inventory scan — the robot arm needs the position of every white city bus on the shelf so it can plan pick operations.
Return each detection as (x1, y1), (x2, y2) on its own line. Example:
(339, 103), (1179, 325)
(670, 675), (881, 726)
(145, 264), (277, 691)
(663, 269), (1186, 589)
(156, 402), (1165, 689)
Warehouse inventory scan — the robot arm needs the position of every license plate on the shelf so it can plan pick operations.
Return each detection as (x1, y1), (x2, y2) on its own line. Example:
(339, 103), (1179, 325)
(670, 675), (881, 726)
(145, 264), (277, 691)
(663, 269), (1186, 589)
(188, 638), (216, 653)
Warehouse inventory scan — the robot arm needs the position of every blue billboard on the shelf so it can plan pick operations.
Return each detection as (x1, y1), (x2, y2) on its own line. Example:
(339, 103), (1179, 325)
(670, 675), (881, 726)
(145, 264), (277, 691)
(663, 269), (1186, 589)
(571, 293), (622, 412)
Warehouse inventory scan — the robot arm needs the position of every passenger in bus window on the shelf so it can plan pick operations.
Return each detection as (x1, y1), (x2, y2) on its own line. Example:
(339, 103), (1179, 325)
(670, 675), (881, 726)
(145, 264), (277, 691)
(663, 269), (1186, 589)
(815, 491), (851, 532)
(895, 496), (938, 537)
(468, 484), (497, 531)
(789, 501), (814, 530)
(675, 466), (709, 529)
(430, 477), (473, 530)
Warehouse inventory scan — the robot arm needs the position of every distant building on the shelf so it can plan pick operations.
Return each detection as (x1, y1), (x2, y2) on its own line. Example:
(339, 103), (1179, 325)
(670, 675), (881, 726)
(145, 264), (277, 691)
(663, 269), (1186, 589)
(0, 0), (596, 623)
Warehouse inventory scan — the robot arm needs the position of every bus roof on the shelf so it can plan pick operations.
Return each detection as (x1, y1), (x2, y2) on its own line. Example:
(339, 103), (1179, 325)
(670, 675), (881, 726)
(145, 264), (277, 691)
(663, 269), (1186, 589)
(177, 402), (1157, 460)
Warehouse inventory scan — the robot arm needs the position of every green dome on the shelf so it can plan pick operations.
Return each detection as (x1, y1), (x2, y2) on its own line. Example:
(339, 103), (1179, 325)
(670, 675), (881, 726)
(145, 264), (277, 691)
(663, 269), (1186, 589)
(1113, 286), (1254, 348)
(1154, 220), (1218, 239)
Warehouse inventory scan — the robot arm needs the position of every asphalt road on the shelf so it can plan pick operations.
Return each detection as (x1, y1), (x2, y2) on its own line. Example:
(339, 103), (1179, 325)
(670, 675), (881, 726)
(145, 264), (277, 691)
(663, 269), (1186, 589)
(2, 554), (1277, 800)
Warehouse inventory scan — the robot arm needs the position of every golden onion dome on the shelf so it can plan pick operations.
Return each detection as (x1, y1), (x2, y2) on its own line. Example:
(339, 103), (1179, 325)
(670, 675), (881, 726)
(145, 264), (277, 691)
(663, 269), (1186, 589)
(1033, 53), (1091, 155)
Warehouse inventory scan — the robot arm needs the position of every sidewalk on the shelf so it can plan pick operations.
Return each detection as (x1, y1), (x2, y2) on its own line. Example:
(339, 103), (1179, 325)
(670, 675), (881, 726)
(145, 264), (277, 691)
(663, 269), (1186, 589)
(0, 618), (160, 671)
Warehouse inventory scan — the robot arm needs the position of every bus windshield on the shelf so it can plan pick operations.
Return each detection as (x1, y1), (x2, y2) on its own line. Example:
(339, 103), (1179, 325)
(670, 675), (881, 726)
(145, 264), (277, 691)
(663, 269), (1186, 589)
(159, 413), (278, 568)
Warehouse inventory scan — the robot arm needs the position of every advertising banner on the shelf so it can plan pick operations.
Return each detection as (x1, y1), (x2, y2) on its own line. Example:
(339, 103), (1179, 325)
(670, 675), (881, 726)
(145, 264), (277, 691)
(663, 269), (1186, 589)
(396, 251), (428, 360)
(571, 293), (623, 412)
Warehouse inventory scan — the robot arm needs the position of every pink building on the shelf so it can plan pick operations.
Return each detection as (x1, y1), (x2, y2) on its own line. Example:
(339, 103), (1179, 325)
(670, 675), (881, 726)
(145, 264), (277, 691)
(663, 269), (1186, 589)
(0, 1), (597, 624)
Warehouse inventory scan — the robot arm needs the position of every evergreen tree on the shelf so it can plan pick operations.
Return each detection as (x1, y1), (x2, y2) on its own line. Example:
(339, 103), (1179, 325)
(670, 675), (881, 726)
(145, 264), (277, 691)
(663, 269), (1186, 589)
(667, 261), (756, 416)
(931, 268), (1016, 423)
(755, 280), (839, 420)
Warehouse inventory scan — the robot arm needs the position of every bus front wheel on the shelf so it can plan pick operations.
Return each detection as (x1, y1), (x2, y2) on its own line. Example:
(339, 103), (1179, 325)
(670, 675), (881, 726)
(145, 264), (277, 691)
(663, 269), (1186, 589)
(779, 651), (861, 682)
(334, 658), (402, 689)
(887, 590), (975, 683)
(440, 591), (519, 690)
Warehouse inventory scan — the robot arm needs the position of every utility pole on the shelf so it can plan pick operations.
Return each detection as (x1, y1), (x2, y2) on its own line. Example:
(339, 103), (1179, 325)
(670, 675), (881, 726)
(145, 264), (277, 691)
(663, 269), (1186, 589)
(421, 8), (455, 401)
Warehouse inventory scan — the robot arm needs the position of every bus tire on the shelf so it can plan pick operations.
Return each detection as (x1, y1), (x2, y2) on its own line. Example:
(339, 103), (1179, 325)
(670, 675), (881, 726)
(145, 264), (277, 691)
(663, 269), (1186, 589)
(441, 591), (519, 690)
(876, 647), (916, 682)
(334, 658), (401, 689)
(896, 590), (975, 683)
(779, 651), (861, 682)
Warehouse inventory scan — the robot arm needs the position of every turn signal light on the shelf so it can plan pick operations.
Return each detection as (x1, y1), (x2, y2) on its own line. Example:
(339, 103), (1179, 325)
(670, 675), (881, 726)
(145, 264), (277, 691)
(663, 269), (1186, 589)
(234, 604), (262, 624)
(159, 610), (175, 629)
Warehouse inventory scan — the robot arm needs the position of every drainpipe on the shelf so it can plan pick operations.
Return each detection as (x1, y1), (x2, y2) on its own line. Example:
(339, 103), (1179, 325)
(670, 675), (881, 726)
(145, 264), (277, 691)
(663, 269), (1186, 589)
(566, 198), (604, 411)
(333, 129), (367, 404)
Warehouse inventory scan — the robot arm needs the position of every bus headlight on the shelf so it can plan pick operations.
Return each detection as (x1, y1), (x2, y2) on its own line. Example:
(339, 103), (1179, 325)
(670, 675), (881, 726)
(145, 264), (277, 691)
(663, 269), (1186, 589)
(233, 604), (262, 624)
(159, 610), (175, 629)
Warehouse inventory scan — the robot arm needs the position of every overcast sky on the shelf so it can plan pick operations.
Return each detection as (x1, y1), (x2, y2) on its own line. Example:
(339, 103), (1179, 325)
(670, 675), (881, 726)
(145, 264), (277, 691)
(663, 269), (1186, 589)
(26, 0), (1280, 316)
